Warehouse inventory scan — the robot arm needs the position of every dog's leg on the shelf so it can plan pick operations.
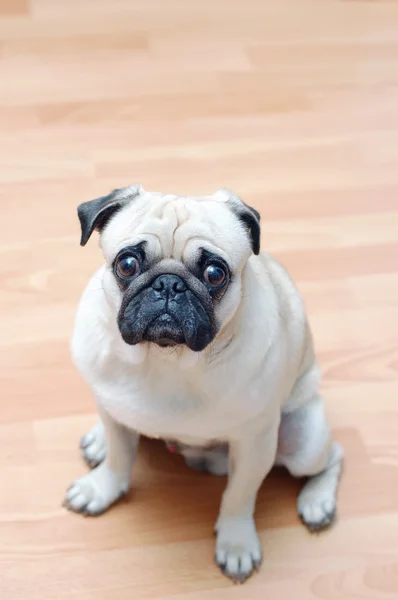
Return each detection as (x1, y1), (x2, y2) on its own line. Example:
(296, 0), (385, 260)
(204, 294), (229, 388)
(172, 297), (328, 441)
(214, 424), (279, 582)
(278, 394), (344, 531)
(64, 405), (139, 516)
(80, 421), (106, 468)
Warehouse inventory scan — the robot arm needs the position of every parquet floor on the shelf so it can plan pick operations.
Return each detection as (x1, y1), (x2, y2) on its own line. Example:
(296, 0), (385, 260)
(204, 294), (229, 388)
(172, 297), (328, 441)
(1, 1), (398, 598)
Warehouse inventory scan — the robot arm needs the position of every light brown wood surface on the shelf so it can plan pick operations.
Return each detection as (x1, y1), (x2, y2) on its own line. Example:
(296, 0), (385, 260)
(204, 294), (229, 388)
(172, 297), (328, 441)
(1, 0), (398, 598)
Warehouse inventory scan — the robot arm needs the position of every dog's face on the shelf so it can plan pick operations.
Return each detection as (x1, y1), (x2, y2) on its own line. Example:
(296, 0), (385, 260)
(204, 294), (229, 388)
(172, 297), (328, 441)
(78, 185), (260, 352)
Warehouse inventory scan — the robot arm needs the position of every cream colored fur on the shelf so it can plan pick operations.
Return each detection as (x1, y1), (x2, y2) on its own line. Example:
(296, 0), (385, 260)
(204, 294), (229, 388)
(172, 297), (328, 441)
(64, 187), (343, 583)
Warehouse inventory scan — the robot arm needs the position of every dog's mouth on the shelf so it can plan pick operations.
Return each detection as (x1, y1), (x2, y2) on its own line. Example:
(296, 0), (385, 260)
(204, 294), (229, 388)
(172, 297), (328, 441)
(143, 313), (185, 348)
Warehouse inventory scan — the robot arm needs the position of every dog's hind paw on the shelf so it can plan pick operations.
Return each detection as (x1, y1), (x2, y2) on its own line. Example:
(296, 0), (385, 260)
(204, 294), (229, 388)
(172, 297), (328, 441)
(80, 422), (106, 468)
(63, 463), (129, 516)
(298, 496), (336, 531)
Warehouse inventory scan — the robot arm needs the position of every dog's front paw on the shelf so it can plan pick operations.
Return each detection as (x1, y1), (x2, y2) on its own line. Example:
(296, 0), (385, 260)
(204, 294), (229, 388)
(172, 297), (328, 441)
(63, 463), (130, 516)
(215, 516), (262, 583)
(80, 422), (106, 468)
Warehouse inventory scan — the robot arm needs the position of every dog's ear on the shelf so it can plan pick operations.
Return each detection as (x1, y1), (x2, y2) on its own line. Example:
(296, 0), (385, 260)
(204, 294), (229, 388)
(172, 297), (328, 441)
(235, 204), (261, 255)
(217, 189), (261, 255)
(77, 184), (142, 246)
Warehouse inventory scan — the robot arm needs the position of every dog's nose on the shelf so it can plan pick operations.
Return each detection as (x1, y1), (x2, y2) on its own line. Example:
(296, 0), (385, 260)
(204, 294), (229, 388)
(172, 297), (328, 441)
(152, 274), (187, 298)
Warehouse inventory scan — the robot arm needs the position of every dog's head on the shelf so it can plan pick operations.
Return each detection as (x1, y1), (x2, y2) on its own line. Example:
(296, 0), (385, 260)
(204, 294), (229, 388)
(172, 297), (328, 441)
(78, 185), (260, 353)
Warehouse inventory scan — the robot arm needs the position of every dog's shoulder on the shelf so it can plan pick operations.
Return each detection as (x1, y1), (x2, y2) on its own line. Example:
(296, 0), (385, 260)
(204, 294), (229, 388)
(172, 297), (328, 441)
(70, 266), (114, 375)
(253, 252), (306, 326)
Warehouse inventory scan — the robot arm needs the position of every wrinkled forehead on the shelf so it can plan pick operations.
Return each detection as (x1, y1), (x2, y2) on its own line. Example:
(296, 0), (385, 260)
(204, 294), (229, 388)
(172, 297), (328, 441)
(100, 191), (251, 267)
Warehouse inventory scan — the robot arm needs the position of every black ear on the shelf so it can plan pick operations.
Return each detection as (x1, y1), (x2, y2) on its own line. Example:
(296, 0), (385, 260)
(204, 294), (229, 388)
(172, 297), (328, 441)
(236, 205), (261, 255)
(220, 189), (261, 255)
(77, 185), (141, 246)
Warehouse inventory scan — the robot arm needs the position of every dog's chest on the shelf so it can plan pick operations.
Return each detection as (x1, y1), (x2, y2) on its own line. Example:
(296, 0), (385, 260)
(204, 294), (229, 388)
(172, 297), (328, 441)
(95, 355), (250, 441)
(105, 381), (212, 441)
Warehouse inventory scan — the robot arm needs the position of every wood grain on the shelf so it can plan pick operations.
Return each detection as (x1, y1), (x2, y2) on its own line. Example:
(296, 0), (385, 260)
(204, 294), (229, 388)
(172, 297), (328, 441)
(1, 0), (398, 598)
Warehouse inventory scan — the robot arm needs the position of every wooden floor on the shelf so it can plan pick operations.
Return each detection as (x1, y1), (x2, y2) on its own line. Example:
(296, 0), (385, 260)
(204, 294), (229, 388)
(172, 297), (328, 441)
(1, 0), (398, 598)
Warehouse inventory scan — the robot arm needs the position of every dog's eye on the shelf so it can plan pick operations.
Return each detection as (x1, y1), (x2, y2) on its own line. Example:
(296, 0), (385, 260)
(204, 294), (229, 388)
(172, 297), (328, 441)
(203, 264), (226, 288)
(116, 254), (140, 279)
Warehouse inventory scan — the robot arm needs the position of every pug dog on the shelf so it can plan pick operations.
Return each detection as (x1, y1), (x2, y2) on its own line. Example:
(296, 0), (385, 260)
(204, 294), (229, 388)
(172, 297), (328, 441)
(64, 185), (343, 583)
